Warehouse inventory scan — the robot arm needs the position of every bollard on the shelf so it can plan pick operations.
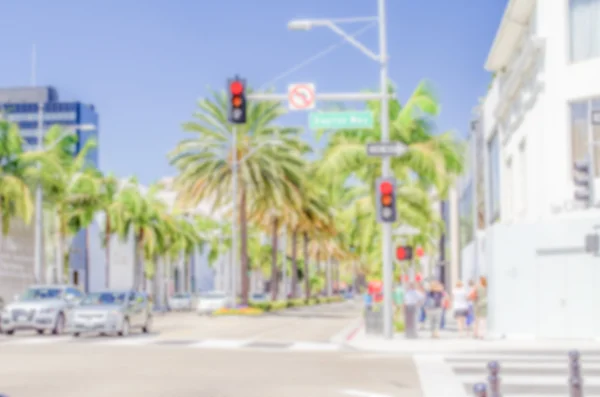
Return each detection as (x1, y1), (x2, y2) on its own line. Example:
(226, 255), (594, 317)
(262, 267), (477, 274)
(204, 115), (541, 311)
(487, 361), (501, 397)
(473, 383), (487, 397)
(568, 350), (584, 397)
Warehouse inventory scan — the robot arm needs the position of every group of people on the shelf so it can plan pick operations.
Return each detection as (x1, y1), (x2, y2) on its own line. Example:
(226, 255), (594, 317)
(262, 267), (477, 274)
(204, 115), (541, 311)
(394, 276), (488, 339)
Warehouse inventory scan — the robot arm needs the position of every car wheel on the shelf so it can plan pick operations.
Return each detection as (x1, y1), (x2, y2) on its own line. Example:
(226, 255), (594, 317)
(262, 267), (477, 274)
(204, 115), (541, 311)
(52, 313), (65, 335)
(142, 316), (152, 334)
(118, 318), (130, 337)
(73, 332), (80, 338)
(37, 329), (44, 335)
(5, 330), (14, 336)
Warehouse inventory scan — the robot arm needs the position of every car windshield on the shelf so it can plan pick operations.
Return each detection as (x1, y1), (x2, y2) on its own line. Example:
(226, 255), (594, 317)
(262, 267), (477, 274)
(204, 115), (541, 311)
(80, 292), (126, 306)
(173, 293), (190, 299)
(20, 288), (63, 301)
(252, 294), (265, 300)
(200, 292), (226, 300)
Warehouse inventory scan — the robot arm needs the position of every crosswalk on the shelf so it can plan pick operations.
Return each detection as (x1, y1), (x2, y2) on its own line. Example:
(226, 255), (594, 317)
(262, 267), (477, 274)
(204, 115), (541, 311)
(0, 334), (346, 352)
(435, 350), (600, 397)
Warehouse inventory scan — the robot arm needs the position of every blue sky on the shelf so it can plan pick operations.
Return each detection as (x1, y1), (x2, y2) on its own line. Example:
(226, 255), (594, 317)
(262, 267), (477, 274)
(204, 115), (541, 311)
(0, 0), (506, 184)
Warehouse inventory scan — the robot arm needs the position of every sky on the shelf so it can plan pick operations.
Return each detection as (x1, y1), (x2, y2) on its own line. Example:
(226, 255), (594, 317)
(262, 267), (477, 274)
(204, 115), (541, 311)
(0, 0), (507, 184)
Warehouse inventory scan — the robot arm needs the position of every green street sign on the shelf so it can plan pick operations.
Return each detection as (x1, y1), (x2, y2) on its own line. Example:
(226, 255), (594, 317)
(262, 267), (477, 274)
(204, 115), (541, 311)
(309, 111), (374, 130)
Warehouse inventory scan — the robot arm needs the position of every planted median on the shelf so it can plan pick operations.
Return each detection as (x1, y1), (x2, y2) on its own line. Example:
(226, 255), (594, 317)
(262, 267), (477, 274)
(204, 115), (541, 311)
(211, 296), (345, 316)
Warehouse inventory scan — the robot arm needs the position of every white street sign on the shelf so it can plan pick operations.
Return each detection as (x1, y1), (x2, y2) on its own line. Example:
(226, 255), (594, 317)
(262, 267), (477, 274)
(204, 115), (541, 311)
(592, 110), (600, 125)
(366, 142), (406, 157)
(288, 83), (316, 111)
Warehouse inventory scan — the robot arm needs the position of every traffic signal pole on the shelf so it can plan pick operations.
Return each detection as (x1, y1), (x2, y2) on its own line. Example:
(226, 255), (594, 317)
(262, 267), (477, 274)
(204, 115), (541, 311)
(377, 0), (394, 340)
(588, 104), (596, 207)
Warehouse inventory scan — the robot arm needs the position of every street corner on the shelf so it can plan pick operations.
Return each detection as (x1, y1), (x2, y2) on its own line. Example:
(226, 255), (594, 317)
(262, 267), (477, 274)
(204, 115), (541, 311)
(329, 317), (364, 345)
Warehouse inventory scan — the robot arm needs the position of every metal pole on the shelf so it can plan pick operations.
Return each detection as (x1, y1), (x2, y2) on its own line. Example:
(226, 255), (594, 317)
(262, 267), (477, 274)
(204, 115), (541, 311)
(473, 383), (487, 397)
(588, 103), (596, 207)
(230, 126), (238, 307)
(34, 102), (44, 284)
(471, 119), (479, 278)
(378, 0), (393, 340)
(569, 350), (583, 397)
(487, 361), (501, 397)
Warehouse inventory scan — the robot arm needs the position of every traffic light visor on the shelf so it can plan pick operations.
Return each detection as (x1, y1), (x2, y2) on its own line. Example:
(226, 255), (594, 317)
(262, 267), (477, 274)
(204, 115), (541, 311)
(381, 195), (392, 206)
(232, 96), (243, 107)
(379, 181), (393, 194)
(230, 81), (244, 95)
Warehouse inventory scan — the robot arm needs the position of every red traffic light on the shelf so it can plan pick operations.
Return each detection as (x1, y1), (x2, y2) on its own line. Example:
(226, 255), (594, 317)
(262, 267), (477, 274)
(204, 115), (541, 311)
(396, 246), (406, 260)
(230, 80), (244, 95)
(379, 181), (393, 195)
(416, 247), (424, 257)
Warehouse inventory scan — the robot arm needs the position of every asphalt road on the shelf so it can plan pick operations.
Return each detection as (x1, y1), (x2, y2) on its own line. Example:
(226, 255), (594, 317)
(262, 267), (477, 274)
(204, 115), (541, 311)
(154, 300), (364, 343)
(0, 301), (424, 397)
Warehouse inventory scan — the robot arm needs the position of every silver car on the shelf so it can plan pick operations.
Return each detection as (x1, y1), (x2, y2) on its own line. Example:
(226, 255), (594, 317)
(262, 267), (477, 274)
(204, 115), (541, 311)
(168, 293), (193, 311)
(196, 291), (231, 315)
(70, 290), (152, 337)
(1, 285), (83, 335)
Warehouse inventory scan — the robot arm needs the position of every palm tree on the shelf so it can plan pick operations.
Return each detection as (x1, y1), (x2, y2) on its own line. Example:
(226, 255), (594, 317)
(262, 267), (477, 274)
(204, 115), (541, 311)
(40, 128), (101, 284)
(99, 173), (120, 288)
(0, 120), (34, 234)
(169, 89), (306, 305)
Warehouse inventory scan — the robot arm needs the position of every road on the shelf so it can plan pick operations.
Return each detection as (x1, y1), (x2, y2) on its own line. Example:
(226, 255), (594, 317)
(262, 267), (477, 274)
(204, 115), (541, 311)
(0, 301), (424, 397)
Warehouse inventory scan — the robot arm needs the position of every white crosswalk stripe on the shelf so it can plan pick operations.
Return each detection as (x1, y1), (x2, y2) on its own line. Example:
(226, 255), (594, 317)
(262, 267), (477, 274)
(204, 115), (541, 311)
(438, 350), (600, 397)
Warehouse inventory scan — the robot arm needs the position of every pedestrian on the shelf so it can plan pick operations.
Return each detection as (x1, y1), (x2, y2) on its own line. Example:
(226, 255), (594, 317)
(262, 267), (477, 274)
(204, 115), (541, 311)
(403, 282), (420, 338)
(440, 284), (450, 330)
(452, 280), (469, 337)
(466, 279), (476, 330)
(472, 276), (488, 339)
(424, 280), (445, 338)
(393, 283), (404, 320)
(418, 283), (427, 330)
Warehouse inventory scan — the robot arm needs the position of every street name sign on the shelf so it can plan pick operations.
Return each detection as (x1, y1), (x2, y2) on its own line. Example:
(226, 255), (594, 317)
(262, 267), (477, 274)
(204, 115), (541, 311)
(288, 83), (316, 111)
(366, 142), (407, 157)
(309, 111), (373, 130)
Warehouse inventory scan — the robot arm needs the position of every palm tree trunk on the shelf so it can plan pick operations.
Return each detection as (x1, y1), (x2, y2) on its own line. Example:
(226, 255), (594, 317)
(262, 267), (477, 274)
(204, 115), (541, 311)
(303, 232), (310, 300)
(291, 229), (298, 298)
(56, 214), (65, 284)
(326, 254), (332, 297)
(104, 219), (111, 289)
(239, 187), (250, 305)
(270, 217), (279, 301)
(135, 235), (144, 291)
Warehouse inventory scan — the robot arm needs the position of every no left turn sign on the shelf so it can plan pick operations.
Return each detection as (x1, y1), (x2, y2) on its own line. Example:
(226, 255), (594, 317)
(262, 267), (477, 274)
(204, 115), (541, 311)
(288, 83), (316, 111)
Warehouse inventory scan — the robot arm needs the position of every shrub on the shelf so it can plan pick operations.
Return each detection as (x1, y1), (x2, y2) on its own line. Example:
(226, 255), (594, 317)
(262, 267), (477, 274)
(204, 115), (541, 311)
(213, 307), (263, 316)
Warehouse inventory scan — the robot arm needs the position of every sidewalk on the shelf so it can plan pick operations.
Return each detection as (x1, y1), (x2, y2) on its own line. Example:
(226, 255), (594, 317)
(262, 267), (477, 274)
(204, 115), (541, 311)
(345, 325), (600, 354)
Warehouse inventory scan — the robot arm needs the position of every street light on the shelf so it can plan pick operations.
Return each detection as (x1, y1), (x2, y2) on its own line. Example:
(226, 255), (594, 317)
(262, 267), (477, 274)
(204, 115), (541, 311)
(33, 122), (97, 285)
(230, 133), (283, 306)
(288, 0), (393, 339)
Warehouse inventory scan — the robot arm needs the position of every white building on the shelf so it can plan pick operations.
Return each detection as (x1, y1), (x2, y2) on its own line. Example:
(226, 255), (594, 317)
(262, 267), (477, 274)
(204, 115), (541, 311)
(459, 0), (600, 339)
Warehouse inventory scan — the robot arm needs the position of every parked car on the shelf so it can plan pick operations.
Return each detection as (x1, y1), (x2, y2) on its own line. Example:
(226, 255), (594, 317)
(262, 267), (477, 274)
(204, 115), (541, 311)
(0, 285), (84, 336)
(168, 292), (193, 311)
(196, 291), (231, 315)
(70, 290), (152, 337)
(250, 293), (269, 302)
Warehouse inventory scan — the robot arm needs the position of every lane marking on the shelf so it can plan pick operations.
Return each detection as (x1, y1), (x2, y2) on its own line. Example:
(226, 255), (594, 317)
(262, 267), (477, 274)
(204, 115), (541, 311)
(95, 337), (160, 346)
(289, 342), (341, 351)
(458, 374), (600, 385)
(2, 336), (72, 345)
(340, 389), (392, 397)
(190, 339), (250, 349)
(414, 354), (468, 397)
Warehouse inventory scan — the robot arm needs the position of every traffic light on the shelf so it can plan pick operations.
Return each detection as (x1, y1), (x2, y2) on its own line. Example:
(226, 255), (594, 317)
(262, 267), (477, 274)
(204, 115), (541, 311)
(228, 77), (246, 124)
(573, 158), (593, 207)
(376, 177), (397, 223)
(396, 246), (413, 261)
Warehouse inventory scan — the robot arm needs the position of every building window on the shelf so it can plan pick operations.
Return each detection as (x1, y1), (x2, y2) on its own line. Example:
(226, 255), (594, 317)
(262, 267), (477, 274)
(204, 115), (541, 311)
(569, 0), (600, 62)
(488, 131), (501, 223)
(519, 139), (527, 215)
(570, 98), (600, 174)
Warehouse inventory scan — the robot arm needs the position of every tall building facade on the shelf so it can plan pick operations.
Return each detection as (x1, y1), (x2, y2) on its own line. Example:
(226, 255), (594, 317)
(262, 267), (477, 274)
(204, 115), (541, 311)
(0, 86), (99, 297)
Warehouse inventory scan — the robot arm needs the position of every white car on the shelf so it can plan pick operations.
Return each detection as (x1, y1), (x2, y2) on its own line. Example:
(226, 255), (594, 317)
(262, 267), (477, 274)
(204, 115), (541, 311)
(168, 293), (193, 311)
(196, 291), (231, 315)
(1, 285), (83, 335)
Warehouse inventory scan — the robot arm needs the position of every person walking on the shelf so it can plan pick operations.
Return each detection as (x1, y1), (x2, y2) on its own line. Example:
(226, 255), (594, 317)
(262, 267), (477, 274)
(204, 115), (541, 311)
(393, 283), (404, 319)
(403, 283), (420, 338)
(473, 276), (488, 339)
(452, 280), (469, 337)
(466, 279), (476, 331)
(418, 283), (428, 330)
(424, 280), (444, 338)
(440, 284), (450, 330)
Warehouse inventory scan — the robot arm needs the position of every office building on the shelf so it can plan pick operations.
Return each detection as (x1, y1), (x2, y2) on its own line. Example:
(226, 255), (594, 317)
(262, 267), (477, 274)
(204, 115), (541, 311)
(457, 0), (600, 339)
(0, 86), (99, 298)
